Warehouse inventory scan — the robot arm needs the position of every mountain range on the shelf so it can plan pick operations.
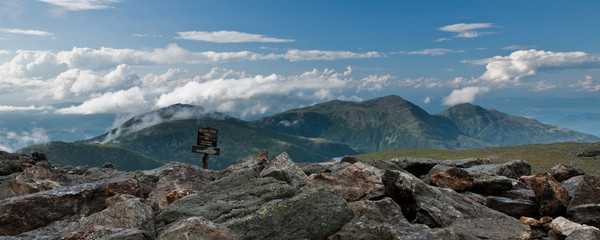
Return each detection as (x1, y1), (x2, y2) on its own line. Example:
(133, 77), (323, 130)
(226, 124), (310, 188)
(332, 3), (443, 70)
(18, 95), (600, 170)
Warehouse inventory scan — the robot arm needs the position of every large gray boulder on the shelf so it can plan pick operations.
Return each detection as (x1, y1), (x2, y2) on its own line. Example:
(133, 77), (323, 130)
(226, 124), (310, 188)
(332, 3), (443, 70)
(157, 217), (241, 240)
(391, 157), (438, 178)
(226, 187), (353, 239)
(145, 162), (214, 210)
(467, 160), (531, 179)
(156, 169), (296, 229)
(383, 170), (530, 239)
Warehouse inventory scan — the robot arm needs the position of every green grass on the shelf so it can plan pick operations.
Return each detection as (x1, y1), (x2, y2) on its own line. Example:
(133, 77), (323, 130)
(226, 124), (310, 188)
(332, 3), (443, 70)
(354, 142), (600, 175)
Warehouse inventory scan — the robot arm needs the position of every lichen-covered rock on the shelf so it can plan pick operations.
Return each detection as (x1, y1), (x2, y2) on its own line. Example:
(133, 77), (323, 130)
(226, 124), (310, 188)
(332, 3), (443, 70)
(530, 172), (570, 217)
(465, 169), (516, 195)
(0, 151), (37, 176)
(156, 169), (296, 229)
(298, 161), (351, 175)
(157, 217), (240, 240)
(220, 149), (269, 177)
(438, 158), (490, 168)
(146, 162), (214, 210)
(329, 197), (431, 240)
(567, 175), (600, 228)
(383, 170), (530, 239)
(225, 187), (353, 240)
(302, 162), (384, 201)
(467, 160), (531, 180)
(7, 161), (71, 197)
(429, 167), (473, 192)
(550, 163), (585, 182)
(0, 176), (142, 236)
(259, 152), (308, 188)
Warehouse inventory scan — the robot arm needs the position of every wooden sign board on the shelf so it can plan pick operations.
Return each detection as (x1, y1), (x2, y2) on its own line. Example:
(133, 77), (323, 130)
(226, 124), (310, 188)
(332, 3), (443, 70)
(191, 146), (220, 155)
(197, 127), (218, 147)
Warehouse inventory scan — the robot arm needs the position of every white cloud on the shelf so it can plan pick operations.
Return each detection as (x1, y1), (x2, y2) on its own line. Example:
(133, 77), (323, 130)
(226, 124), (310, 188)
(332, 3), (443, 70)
(358, 74), (394, 91)
(176, 30), (294, 43)
(502, 45), (536, 50)
(156, 68), (349, 117)
(38, 0), (121, 11)
(399, 77), (443, 89)
(0, 28), (53, 36)
(0, 127), (50, 152)
(474, 49), (600, 85)
(533, 81), (557, 92)
(57, 86), (147, 114)
(439, 23), (494, 39)
(423, 97), (431, 104)
(394, 48), (464, 56)
(0, 50), (11, 55)
(570, 75), (600, 92)
(442, 86), (490, 106)
(282, 49), (382, 61)
(0, 105), (53, 112)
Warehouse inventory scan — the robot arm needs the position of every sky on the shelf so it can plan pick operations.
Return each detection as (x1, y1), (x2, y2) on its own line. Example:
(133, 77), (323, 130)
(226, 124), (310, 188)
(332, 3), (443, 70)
(1, 0), (600, 151)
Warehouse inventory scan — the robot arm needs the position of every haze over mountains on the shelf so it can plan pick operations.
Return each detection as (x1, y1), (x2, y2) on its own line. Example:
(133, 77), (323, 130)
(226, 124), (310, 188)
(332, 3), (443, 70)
(18, 95), (599, 170)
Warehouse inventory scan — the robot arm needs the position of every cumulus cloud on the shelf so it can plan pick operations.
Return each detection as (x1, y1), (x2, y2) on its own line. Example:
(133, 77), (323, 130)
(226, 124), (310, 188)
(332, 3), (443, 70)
(38, 0), (121, 11)
(282, 49), (382, 61)
(533, 81), (557, 92)
(439, 23), (494, 38)
(0, 127), (50, 152)
(57, 87), (147, 114)
(442, 86), (490, 106)
(176, 30), (294, 43)
(398, 77), (443, 89)
(474, 49), (600, 85)
(0, 28), (54, 36)
(156, 68), (349, 117)
(570, 75), (600, 92)
(394, 48), (464, 56)
(358, 74), (394, 91)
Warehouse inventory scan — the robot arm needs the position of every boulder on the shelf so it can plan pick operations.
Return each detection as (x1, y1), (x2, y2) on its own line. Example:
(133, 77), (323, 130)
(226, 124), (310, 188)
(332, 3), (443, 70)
(550, 163), (585, 182)
(302, 162), (385, 201)
(577, 146), (600, 158)
(438, 158), (490, 168)
(561, 175), (584, 198)
(298, 161), (351, 175)
(0, 173), (19, 200)
(0, 176), (142, 236)
(61, 194), (155, 239)
(156, 169), (296, 228)
(146, 162), (214, 210)
(565, 229), (600, 240)
(391, 157), (438, 177)
(329, 197), (436, 240)
(530, 172), (570, 217)
(259, 152), (308, 188)
(467, 160), (531, 180)
(421, 164), (451, 184)
(550, 216), (600, 238)
(520, 216), (553, 228)
(382, 170), (530, 239)
(225, 187), (353, 240)
(496, 189), (537, 202)
(369, 159), (404, 172)
(429, 167), (473, 192)
(466, 169), (516, 195)
(485, 196), (538, 218)
(0, 151), (37, 176)
(220, 149), (269, 177)
(7, 161), (71, 197)
(567, 175), (600, 227)
(340, 156), (359, 164)
(157, 217), (240, 240)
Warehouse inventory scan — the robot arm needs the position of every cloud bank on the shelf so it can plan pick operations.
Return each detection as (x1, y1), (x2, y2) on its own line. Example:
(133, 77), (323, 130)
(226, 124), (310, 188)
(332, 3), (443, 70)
(177, 31), (294, 43)
(0, 127), (49, 152)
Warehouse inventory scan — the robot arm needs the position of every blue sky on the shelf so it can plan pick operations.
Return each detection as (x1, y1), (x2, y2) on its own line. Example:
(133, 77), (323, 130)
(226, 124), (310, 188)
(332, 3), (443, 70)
(1, 0), (600, 151)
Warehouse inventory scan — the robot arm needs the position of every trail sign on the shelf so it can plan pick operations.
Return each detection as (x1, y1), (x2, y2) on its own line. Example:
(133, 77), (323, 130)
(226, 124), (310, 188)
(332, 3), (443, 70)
(197, 127), (218, 147)
(191, 127), (220, 169)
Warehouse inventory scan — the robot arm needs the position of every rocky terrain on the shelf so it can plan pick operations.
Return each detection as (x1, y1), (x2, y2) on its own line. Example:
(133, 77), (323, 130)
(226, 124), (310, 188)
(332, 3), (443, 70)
(1, 150), (600, 239)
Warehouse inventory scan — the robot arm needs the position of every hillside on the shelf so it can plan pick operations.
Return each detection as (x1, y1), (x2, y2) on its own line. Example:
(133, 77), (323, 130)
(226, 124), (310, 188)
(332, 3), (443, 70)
(84, 104), (358, 169)
(17, 141), (163, 171)
(254, 95), (599, 152)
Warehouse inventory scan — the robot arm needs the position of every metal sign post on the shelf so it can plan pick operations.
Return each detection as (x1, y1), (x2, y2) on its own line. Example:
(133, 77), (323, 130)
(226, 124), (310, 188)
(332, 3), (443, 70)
(191, 127), (220, 169)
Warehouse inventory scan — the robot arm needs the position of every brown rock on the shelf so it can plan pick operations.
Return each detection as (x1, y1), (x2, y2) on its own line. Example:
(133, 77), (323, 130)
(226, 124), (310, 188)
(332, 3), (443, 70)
(550, 163), (585, 182)
(303, 162), (385, 201)
(567, 175), (600, 227)
(7, 161), (71, 197)
(429, 167), (473, 192)
(220, 149), (269, 177)
(146, 162), (214, 210)
(0, 176), (142, 236)
(530, 172), (570, 217)
(157, 217), (241, 240)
